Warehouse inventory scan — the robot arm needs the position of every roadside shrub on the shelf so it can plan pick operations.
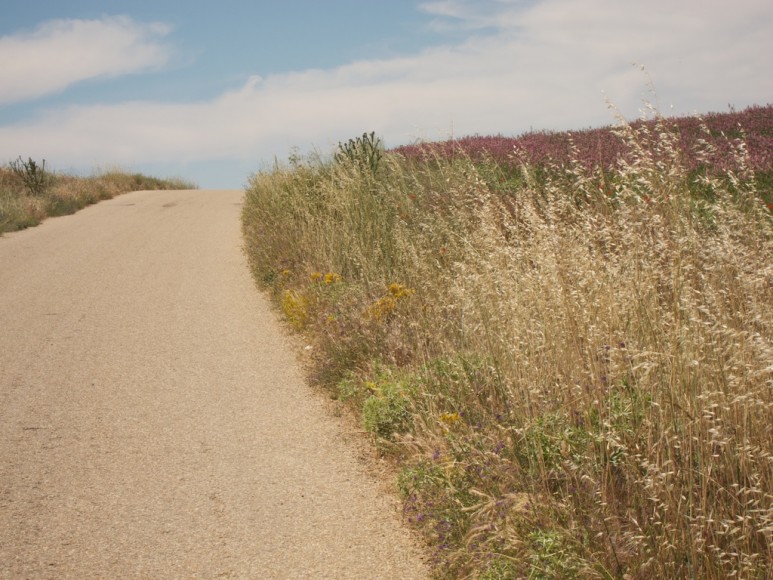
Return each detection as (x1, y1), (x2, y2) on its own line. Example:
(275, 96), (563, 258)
(362, 377), (413, 440)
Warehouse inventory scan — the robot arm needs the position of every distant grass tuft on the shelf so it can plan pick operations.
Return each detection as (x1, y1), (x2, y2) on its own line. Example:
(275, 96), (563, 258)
(0, 164), (197, 235)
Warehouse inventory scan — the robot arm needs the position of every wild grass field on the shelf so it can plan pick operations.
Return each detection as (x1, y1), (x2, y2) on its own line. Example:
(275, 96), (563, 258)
(0, 158), (196, 235)
(242, 104), (772, 578)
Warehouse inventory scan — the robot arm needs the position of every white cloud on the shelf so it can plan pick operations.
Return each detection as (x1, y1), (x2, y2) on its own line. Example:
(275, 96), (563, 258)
(418, 0), (527, 31)
(0, 0), (771, 186)
(0, 16), (172, 105)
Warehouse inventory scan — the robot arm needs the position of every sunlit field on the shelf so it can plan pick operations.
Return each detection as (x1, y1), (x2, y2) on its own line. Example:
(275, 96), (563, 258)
(243, 105), (772, 578)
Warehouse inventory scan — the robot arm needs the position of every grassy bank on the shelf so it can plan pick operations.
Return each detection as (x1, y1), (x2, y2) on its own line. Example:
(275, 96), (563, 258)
(242, 108), (772, 578)
(0, 160), (196, 235)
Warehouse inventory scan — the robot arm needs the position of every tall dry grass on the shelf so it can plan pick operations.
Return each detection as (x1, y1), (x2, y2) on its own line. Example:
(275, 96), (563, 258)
(242, 112), (772, 578)
(0, 165), (196, 235)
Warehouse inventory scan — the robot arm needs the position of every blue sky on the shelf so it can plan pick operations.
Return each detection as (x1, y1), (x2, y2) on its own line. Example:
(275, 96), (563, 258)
(1, 0), (771, 188)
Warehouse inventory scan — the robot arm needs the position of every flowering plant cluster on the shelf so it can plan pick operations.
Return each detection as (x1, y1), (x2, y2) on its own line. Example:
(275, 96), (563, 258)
(394, 104), (773, 178)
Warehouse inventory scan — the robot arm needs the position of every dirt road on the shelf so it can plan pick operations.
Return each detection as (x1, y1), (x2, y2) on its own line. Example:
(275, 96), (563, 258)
(0, 190), (427, 578)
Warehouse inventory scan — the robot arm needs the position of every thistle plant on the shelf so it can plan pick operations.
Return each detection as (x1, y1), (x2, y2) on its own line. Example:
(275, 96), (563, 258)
(9, 156), (49, 197)
(335, 131), (384, 175)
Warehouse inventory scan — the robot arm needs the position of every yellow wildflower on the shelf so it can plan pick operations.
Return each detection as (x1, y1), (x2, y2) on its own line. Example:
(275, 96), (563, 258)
(388, 283), (415, 299)
(281, 290), (308, 330)
(325, 272), (342, 284)
(365, 296), (396, 322)
(310, 272), (323, 281)
(439, 412), (461, 425)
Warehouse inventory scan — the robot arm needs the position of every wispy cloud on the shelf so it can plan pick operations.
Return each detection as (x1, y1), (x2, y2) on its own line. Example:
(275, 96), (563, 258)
(0, 0), (771, 183)
(0, 16), (172, 105)
(418, 0), (530, 32)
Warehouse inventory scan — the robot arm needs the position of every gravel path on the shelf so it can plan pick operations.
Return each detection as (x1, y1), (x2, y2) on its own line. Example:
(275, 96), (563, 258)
(0, 190), (428, 578)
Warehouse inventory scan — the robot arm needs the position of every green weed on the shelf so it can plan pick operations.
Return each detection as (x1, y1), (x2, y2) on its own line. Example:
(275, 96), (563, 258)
(335, 131), (384, 175)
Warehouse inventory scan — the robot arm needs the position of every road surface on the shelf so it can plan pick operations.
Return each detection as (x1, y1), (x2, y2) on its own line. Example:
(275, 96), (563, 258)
(0, 189), (427, 578)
